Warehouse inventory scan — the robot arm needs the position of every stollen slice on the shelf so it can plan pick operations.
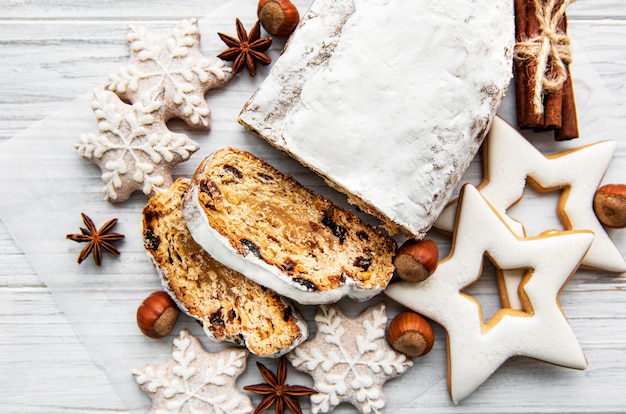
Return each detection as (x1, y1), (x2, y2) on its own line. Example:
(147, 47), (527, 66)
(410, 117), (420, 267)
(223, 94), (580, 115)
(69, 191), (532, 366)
(182, 147), (397, 305)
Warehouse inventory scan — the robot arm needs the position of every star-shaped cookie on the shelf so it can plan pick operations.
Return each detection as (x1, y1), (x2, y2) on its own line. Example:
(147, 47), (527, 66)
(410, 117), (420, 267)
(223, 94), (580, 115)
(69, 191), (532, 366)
(287, 303), (413, 413)
(106, 18), (231, 129)
(133, 329), (253, 414)
(386, 184), (592, 403)
(435, 117), (624, 273)
(76, 89), (199, 202)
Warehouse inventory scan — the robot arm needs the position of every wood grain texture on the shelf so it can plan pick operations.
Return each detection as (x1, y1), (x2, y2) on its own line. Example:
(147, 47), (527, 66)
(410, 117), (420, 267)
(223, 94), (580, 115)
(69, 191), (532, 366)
(1, 0), (625, 412)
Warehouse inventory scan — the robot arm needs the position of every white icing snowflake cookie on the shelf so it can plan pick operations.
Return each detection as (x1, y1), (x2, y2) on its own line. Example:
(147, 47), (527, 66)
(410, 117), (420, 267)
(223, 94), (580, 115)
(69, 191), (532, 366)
(76, 89), (199, 202)
(386, 184), (592, 403)
(287, 303), (413, 413)
(106, 18), (231, 129)
(133, 329), (253, 414)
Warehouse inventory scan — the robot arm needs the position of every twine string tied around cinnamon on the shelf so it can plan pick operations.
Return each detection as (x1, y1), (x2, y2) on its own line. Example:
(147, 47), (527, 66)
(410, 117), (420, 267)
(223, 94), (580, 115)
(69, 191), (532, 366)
(515, 0), (572, 114)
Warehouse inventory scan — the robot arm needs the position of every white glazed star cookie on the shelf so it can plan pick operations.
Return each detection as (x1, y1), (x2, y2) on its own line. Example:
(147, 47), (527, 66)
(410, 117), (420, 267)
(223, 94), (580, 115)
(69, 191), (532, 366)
(435, 117), (624, 310)
(435, 117), (624, 272)
(386, 184), (592, 403)
(287, 303), (413, 413)
(133, 329), (253, 414)
(76, 89), (199, 202)
(106, 18), (231, 129)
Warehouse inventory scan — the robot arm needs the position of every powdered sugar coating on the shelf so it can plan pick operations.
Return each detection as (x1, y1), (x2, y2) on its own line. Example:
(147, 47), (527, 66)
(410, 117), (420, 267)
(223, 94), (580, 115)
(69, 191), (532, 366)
(239, 0), (515, 237)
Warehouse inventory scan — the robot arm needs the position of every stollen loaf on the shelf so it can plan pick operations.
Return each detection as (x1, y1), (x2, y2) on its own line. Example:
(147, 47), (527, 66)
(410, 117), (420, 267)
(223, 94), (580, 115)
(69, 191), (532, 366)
(239, 0), (515, 238)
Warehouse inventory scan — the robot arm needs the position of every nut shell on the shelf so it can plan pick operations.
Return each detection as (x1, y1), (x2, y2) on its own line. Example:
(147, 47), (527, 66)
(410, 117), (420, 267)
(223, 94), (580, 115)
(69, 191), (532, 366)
(593, 184), (626, 229)
(137, 291), (180, 339)
(257, 0), (300, 37)
(393, 239), (439, 282)
(387, 312), (434, 357)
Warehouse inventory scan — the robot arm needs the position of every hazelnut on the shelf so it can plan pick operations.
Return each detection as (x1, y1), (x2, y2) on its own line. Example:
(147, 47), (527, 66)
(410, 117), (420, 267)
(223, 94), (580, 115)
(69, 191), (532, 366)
(393, 239), (439, 283)
(593, 184), (626, 229)
(137, 291), (180, 339)
(387, 312), (434, 357)
(257, 0), (300, 37)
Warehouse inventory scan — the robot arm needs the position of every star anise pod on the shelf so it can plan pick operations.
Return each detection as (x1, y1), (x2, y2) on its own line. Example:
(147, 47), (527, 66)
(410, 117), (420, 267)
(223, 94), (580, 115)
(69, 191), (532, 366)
(66, 212), (124, 266)
(244, 356), (317, 414)
(217, 18), (272, 77)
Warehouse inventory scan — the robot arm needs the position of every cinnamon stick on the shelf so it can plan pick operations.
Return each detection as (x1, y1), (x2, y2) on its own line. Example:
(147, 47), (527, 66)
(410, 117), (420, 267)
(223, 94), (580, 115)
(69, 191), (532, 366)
(543, 70), (563, 128)
(513, 0), (579, 140)
(543, 0), (565, 130)
(524, 0), (545, 127)
(542, 71), (563, 128)
(554, 10), (578, 140)
(555, 71), (579, 140)
(514, 0), (529, 129)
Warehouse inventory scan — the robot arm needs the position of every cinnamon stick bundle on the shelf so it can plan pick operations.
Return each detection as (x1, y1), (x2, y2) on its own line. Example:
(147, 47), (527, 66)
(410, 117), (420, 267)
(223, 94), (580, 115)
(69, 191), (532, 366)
(514, 0), (578, 140)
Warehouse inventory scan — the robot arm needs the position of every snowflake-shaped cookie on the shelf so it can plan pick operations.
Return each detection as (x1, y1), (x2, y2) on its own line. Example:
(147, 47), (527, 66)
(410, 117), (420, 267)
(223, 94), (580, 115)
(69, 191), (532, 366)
(76, 89), (199, 202)
(106, 18), (231, 129)
(287, 304), (413, 413)
(133, 329), (253, 414)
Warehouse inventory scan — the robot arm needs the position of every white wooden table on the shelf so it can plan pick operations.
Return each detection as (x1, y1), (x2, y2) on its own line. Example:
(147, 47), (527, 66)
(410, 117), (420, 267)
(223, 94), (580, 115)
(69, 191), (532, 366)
(1, 1), (625, 413)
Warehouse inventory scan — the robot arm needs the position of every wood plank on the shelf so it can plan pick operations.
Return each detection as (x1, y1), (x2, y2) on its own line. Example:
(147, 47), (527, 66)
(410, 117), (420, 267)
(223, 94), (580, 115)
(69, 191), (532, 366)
(0, 219), (43, 288)
(1, 0), (619, 20)
(568, 0), (626, 19)
(0, 288), (126, 412)
(0, 0), (227, 20)
(570, 20), (626, 108)
(4, 0), (624, 20)
(0, 15), (268, 142)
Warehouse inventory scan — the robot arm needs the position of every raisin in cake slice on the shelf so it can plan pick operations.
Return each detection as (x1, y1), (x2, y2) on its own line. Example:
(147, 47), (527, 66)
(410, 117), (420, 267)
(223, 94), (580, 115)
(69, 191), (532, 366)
(239, 0), (515, 238)
(142, 178), (308, 357)
(182, 147), (396, 305)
